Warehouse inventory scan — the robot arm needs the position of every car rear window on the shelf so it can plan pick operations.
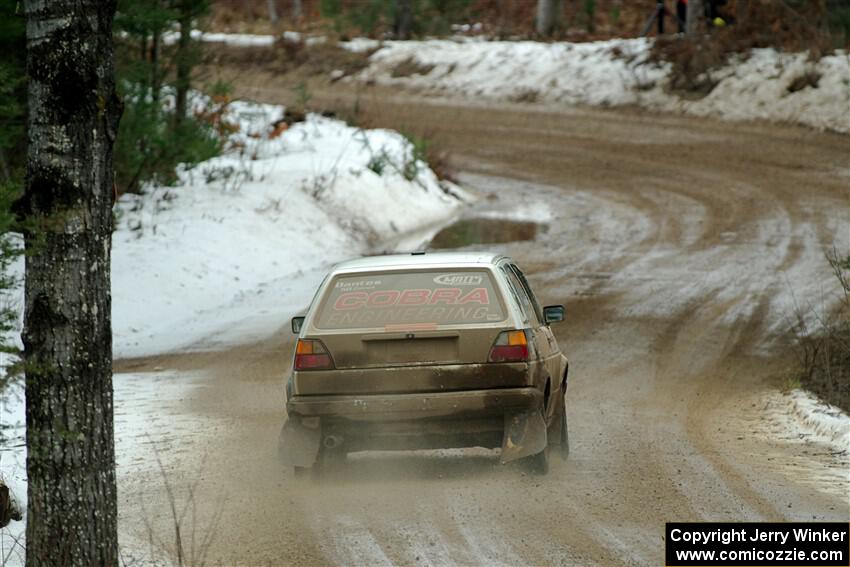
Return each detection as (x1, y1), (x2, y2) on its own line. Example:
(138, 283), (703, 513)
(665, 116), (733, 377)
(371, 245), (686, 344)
(314, 270), (506, 330)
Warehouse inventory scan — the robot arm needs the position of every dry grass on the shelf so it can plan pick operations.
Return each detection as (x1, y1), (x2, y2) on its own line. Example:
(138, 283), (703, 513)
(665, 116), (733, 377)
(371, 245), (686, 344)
(390, 57), (435, 78)
(204, 38), (373, 80)
(139, 448), (224, 567)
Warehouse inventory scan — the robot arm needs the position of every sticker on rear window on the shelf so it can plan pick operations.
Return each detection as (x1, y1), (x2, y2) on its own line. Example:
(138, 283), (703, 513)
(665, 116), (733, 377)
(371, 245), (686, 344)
(433, 273), (483, 286)
(315, 270), (506, 330)
(334, 279), (382, 291)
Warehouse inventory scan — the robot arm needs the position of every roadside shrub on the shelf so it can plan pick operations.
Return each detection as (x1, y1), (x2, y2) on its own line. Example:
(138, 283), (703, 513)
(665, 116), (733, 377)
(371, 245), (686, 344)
(403, 132), (456, 183)
(113, 0), (220, 195)
(791, 249), (850, 412)
(114, 85), (223, 195)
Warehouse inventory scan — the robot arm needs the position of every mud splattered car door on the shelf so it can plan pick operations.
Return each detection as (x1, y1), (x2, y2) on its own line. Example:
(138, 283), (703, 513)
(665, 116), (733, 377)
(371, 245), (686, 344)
(501, 263), (561, 421)
(509, 263), (563, 378)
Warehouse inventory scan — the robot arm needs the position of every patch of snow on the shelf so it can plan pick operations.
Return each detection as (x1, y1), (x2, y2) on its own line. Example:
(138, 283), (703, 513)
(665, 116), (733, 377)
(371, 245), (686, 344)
(160, 30), (326, 48)
(755, 388), (849, 500)
(341, 38), (383, 53)
(475, 201), (553, 223)
(782, 389), (850, 448)
(162, 30), (275, 47)
(352, 38), (850, 133)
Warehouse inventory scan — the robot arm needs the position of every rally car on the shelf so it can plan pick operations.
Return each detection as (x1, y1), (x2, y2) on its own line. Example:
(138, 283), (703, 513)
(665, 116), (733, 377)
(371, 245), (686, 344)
(280, 251), (569, 475)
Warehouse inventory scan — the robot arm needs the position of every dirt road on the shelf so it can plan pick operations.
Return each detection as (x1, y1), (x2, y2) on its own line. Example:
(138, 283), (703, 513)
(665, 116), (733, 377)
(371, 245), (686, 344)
(115, 80), (850, 565)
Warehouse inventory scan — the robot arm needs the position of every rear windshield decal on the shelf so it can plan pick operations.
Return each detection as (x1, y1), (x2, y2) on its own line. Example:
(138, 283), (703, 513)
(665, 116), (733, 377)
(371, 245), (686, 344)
(433, 273), (483, 286)
(315, 270), (506, 330)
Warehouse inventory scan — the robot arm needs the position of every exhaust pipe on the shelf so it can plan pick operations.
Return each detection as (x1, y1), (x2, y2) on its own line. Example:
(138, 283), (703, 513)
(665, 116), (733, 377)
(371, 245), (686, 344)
(323, 435), (343, 449)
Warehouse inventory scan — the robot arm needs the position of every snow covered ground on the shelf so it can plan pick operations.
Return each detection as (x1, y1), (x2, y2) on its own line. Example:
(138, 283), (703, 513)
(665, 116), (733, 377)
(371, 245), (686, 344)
(112, 100), (467, 359)
(754, 388), (850, 500)
(155, 30), (850, 132)
(347, 37), (850, 133)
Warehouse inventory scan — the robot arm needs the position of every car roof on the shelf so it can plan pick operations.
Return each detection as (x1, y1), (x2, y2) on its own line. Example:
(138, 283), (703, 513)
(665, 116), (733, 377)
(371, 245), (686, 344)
(331, 252), (509, 273)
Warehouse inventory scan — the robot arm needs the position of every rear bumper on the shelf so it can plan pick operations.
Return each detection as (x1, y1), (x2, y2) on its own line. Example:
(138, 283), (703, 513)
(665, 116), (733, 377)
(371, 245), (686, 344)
(286, 387), (543, 421)
(292, 362), (532, 397)
(280, 388), (548, 465)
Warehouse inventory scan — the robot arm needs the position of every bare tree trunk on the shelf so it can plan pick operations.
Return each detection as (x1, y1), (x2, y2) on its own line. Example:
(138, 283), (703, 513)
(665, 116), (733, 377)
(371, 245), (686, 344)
(140, 34), (148, 63)
(0, 147), (10, 184)
(291, 0), (302, 23)
(151, 30), (162, 107)
(175, 0), (192, 129)
(394, 0), (413, 39)
(22, 0), (121, 564)
(536, 0), (561, 36)
(498, 0), (512, 37)
(687, 0), (704, 36)
(267, 0), (279, 23)
(736, 0), (749, 25)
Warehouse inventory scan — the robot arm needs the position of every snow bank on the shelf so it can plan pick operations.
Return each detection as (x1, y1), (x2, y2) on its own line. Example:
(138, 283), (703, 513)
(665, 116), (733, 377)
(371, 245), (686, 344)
(112, 100), (466, 358)
(761, 388), (850, 455)
(784, 389), (850, 447)
(349, 37), (850, 133)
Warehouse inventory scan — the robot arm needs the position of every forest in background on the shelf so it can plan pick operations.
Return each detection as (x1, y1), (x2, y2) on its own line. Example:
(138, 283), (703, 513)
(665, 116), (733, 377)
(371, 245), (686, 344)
(210, 0), (850, 47)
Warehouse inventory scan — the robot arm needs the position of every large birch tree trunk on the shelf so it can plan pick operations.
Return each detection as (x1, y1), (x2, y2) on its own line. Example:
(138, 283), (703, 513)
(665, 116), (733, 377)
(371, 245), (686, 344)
(22, 0), (121, 564)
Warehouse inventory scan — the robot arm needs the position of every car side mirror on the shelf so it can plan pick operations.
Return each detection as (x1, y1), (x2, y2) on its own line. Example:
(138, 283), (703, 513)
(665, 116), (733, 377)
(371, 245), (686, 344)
(291, 316), (305, 334)
(543, 305), (565, 324)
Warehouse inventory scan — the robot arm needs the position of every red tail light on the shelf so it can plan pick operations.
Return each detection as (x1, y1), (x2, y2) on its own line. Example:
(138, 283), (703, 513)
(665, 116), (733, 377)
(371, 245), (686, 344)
(488, 330), (530, 363)
(294, 339), (334, 371)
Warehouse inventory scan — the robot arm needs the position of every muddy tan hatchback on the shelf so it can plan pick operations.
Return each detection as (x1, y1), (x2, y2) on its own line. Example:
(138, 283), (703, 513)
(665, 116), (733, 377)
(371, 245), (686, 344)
(280, 252), (569, 475)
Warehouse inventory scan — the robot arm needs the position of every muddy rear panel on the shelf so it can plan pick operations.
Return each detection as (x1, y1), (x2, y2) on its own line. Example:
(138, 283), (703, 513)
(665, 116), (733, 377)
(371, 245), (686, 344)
(292, 361), (535, 395)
